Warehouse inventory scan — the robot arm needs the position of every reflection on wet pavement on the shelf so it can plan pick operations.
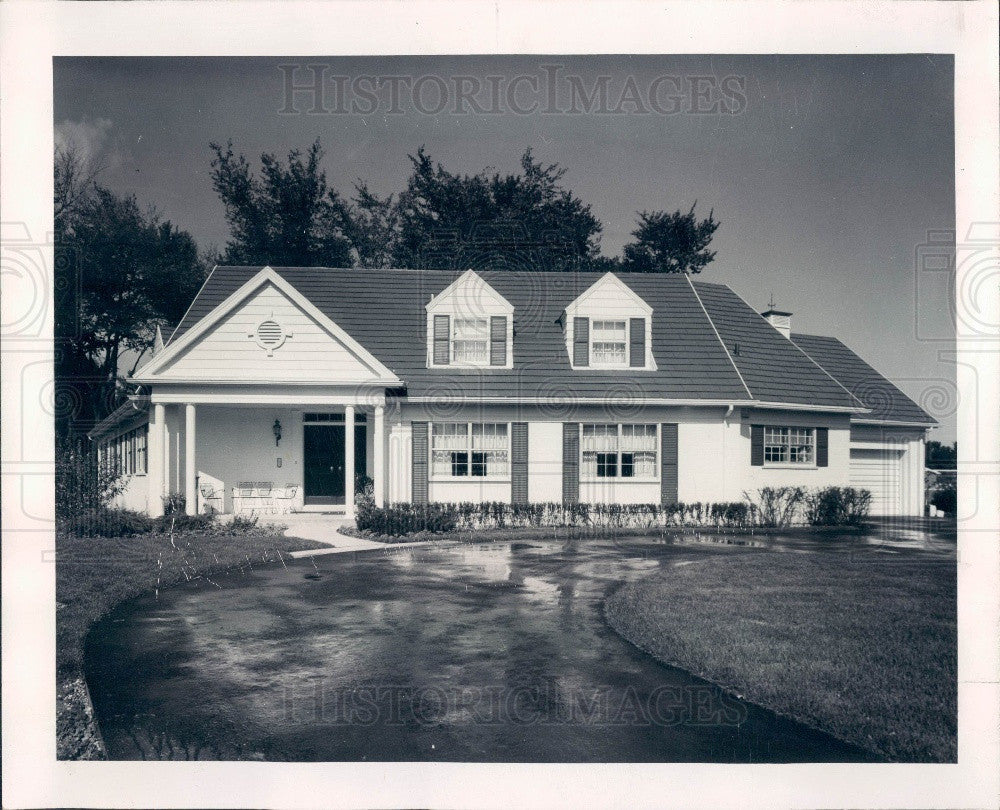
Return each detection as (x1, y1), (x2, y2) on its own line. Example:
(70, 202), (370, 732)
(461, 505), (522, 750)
(85, 521), (953, 762)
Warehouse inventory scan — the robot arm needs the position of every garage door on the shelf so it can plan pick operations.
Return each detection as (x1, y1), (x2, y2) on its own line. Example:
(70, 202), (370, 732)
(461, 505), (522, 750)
(849, 448), (904, 516)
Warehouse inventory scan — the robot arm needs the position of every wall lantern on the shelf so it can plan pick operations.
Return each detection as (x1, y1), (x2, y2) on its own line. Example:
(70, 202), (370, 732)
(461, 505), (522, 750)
(273, 419), (282, 447)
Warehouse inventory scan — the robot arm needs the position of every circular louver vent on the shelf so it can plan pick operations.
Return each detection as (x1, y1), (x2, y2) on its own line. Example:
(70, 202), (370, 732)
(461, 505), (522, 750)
(249, 316), (291, 355)
(256, 320), (283, 346)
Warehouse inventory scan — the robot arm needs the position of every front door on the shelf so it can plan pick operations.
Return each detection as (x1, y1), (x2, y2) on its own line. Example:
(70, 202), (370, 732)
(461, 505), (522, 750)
(303, 424), (345, 505)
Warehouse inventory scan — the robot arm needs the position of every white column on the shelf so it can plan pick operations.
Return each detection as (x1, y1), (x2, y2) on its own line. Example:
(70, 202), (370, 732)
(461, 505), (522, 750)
(147, 403), (166, 517)
(374, 405), (385, 507)
(184, 403), (197, 516)
(344, 405), (355, 516)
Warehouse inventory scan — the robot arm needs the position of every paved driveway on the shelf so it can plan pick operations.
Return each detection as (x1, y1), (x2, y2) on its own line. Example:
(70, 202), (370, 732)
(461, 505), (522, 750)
(85, 523), (952, 761)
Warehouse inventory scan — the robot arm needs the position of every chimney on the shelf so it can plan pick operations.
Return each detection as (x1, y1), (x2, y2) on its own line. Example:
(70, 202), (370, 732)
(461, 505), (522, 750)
(761, 295), (792, 339)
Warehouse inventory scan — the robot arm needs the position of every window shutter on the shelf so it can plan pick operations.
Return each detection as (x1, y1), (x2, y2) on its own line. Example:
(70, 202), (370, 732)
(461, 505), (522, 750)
(629, 318), (645, 368)
(750, 425), (764, 466)
(660, 423), (678, 506)
(562, 423), (579, 504)
(816, 427), (829, 467)
(573, 317), (589, 367)
(490, 316), (507, 366)
(433, 315), (450, 365)
(511, 422), (528, 504)
(411, 422), (429, 504)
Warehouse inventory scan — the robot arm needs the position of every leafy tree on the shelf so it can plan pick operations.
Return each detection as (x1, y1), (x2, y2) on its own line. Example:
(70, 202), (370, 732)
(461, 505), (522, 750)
(209, 139), (353, 267)
(346, 183), (400, 269)
(55, 184), (205, 433)
(925, 441), (957, 470)
(620, 205), (719, 274)
(391, 147), (603, 271)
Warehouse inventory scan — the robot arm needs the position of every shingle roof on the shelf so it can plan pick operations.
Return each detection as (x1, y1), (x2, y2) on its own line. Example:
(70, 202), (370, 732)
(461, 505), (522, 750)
(87, 396), (150, 439)
(791, 333), (936, 425)
(691, 281), (862, 409)
(161, 266), (929, 421)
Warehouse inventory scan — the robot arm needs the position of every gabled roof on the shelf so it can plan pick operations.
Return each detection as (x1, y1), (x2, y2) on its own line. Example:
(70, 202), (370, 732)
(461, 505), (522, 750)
(426, 268), (514, 314)
(159, 266), (929, 421)
(137, 267), (401, 385)
(791, 333), (937, 425)
(565, 271), (653, 315)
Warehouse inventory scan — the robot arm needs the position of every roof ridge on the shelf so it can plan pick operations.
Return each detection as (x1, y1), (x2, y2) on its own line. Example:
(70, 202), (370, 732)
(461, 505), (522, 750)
(723, 284), (868, 410)
(685, 274), (754, 401)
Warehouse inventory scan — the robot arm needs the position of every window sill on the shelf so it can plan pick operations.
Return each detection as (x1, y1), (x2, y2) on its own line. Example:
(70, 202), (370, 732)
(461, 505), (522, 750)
(427, 363), (514, 371)
(761, 463), (818, 470)
(580, 478), (660, 484)
(571, 364), (656, 372)
(429, 477), (512, 484)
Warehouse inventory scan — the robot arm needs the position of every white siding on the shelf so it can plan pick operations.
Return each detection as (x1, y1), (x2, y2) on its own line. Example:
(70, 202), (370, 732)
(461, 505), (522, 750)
(527, 422), (563, 503)
(396, 403), (855, 507)
(158, 283), (385, 382)
(428, 480), (511, 503)
(111, 473), (149, 512)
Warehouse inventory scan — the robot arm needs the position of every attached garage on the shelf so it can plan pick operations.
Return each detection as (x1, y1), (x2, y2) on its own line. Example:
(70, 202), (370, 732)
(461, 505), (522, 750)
(848, 426), (927, 517)
(850, 447), (904, 516)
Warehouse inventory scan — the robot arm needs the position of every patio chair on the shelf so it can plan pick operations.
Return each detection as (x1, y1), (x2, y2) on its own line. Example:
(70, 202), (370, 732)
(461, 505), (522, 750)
(199, 482), (224, 515)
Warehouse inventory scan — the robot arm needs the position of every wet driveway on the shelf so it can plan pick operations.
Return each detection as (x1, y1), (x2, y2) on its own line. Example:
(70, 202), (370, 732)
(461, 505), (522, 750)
(85, 520), (953, 762)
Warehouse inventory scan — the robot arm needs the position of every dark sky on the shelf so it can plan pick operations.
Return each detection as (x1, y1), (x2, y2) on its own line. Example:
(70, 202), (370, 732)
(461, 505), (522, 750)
(54, 55), (956, 441)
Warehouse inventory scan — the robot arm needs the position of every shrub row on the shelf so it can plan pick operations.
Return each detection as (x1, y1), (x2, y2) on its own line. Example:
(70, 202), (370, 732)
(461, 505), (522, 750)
(356, 486), (873, 536)
(58, 508), (266, 538)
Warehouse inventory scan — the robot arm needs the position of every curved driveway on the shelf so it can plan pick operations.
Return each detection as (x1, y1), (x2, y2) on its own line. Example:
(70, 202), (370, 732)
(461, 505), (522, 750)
(85, 526), (950, 761)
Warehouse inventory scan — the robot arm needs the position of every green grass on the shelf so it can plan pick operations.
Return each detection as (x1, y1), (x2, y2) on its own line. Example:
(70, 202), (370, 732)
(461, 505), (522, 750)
(604, 552), (956, 762)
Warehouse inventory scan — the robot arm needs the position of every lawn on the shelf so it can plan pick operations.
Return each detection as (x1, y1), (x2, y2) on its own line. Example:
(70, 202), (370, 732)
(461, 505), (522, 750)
(604, 552), (956, 762)
(56, 529), (329, 759)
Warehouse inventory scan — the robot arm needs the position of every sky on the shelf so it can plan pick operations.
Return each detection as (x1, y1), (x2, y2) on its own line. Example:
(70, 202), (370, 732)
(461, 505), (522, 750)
(53, 55), (957, 442)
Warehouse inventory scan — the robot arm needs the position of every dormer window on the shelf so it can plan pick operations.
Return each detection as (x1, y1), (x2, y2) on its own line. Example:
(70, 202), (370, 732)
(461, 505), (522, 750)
(564, 273), (656, 371)
(427, 270), (514, 369)
(591, 320), (628, 365)
(453, 317), (489, 363)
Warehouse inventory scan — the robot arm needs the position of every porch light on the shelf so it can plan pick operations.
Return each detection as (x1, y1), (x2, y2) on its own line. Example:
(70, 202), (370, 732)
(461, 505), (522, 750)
(273, 419), (282, 446)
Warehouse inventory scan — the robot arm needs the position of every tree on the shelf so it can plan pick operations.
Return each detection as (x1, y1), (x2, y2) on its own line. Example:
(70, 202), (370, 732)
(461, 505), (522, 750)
(346, 182), (400, 269)
(55, 184), (205, 433)
(620, 205), (719, 274)
(209, 139), (353, 267)
(391, 147), (603, 272)
(925, 441), (957, 470)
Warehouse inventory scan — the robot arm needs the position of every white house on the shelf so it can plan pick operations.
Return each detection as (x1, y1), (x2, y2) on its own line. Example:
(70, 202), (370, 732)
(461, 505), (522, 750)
(88, 266), (935, 518)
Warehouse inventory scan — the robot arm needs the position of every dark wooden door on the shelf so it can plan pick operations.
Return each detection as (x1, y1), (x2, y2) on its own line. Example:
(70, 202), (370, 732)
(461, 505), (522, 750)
(303, 425), (345, 504)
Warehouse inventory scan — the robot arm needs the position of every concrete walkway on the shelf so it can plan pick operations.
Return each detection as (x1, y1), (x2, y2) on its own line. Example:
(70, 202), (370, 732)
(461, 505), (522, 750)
(266, 513), (441, 558)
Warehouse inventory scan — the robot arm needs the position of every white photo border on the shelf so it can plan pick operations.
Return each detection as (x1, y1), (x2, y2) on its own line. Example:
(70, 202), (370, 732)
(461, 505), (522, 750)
(1, 1), (997, 808)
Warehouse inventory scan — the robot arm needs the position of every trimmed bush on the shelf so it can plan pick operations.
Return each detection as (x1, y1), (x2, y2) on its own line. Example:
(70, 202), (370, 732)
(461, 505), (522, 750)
(355, 502), (458, 536)
(805, 486), (873, 526)
(358, 497), (770, 537)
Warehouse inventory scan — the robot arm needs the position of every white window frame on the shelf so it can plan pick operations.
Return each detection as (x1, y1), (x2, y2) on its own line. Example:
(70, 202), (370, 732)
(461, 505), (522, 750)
(450, 316), (491, 366)
(430, 422), (512, 481)
(580, 423), (660, 482)
(589, 319), (629, 368)
(763, 426), (817, 468)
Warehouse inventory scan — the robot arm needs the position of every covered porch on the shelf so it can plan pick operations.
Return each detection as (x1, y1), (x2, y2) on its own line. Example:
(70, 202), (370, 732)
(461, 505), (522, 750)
(144, 388), (389, 518)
